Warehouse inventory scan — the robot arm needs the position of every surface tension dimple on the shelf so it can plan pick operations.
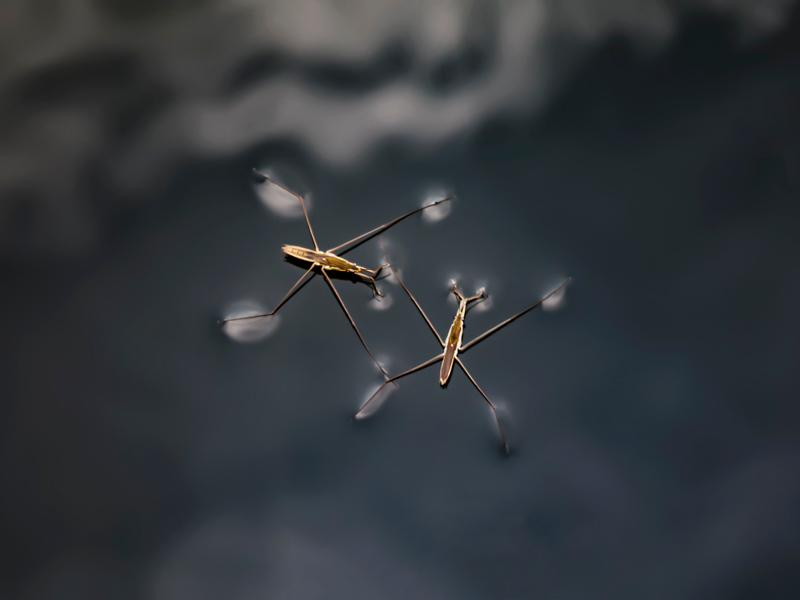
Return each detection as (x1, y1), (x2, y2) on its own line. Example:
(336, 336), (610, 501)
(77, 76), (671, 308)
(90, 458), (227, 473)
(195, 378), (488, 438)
(222, 300), (281, 343)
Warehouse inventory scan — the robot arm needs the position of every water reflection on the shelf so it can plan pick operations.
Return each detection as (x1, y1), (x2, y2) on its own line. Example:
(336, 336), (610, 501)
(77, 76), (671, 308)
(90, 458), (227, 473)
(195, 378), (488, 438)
(541, 283), (567, 312)
(420, 188), (454, 224)
(355, 380), (396, 419)
(445, 276), (461, 305)
(368, 291), (394, 311)
(376, 354), (392, 372)
(221, 300), (281, 343)
(253, 170), (313, 219)
(483, 396), (511, 442)
(470, 293), (493, 313)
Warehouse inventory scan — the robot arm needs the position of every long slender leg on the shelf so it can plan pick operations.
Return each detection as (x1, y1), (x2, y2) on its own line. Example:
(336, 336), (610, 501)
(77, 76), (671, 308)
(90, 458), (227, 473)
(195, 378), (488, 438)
(355, 352), (445, 418)
(455, 357), (509, 453)
(327, 196), (455, 256)
(321, 268), (395, 384)
(460, 278), (571, 353)
(219, 265), (316, 323)
(253, 168), (319, 251)
(380, 237), (444, 347)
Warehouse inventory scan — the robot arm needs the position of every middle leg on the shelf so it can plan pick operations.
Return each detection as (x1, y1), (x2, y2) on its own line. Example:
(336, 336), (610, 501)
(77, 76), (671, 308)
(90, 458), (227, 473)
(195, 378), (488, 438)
(321, 268), (395, 384)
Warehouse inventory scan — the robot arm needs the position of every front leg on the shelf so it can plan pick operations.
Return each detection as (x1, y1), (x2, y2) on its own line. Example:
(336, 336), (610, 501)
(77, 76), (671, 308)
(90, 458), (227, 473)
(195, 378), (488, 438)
(360, 273), (384, 298)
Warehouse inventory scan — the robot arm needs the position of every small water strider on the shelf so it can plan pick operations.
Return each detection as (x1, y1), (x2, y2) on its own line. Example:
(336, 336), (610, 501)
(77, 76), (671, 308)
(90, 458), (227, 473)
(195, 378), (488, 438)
(355, 238), (571, 452)
(220, 169), (454, 380)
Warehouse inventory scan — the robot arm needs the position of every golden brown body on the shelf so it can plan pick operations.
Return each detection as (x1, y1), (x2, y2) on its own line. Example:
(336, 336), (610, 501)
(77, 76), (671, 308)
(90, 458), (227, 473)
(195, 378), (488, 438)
(282, 245), (367, 274)
(439, 298), (467, 385)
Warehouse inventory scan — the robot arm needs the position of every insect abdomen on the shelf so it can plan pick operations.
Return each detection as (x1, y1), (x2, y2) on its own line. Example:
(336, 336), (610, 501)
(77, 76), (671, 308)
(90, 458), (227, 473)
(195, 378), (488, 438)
(322, 253), (359, 272)
(440, 318), (463, 385)
(282, 245), (322, 263)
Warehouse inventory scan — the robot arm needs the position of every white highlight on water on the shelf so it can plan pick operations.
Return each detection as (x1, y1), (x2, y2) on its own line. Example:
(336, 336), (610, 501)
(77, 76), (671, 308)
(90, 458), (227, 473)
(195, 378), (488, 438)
(368, 292), (394, 311)
(542, 284), (567, 312)
(472, 294), (493, 313)
(222, 300), (281, 343)
(420, 188), (453, 224)
(445, 275), (461, 305)
(355, 381), (396, 419)
(253, 171), (312, 219)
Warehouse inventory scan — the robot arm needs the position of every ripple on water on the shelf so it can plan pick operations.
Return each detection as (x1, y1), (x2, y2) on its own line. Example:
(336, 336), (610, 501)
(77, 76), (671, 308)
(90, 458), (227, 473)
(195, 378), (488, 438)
(355, 380), (397, 420)
(420, 187), (454, 224)
(253, 169), (313, 219)
(471, 294), (493, 313)
(541, 282), (567, 312)
(222, 299), (281, 343)
(470, 279), (493, 313)
(368, 292), (394, 311)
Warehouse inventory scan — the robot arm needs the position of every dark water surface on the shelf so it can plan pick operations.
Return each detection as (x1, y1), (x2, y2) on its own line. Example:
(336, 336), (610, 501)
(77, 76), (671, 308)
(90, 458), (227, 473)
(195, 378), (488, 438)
(3, 3), (800, 599)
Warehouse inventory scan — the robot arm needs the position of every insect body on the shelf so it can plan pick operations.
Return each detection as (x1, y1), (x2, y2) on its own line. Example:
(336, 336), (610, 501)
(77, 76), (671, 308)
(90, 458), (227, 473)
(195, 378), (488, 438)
(220, 169), (454, 382)
(439, 285), (481, 385)
(356, 238), (570, 452)
(281, 245), (384, 295)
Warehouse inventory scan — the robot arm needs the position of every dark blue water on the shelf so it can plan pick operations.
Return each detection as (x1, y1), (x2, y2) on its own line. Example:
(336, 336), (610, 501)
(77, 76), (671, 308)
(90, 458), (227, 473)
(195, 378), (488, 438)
(3, 4), (800, 599)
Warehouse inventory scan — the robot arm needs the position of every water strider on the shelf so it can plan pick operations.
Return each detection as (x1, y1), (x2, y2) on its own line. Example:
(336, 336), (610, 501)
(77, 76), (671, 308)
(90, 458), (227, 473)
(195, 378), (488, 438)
(356, 238), (570, 452)
(220, 169), (454, 380)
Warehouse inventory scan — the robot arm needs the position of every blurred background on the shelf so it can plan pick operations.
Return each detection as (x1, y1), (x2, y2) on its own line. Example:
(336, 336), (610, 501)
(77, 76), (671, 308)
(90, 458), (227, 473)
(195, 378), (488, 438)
(2, 1), (800, 598)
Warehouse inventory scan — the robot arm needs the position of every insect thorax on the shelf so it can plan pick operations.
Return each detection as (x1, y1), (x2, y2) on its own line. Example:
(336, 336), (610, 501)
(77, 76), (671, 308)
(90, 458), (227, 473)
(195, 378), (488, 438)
(322, 253), (360, 272)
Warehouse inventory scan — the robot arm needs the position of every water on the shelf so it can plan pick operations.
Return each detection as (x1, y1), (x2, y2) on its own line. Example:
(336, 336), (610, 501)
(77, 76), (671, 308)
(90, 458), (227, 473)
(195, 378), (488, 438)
(3, 3), (800, 599)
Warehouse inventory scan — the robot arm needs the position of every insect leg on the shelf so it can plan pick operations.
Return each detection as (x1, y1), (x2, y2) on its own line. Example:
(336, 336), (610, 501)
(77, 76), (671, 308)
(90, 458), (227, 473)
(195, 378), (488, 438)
(455, 357), (509, 453)
(460, 278), (571, 353)
(219, 264), (316, 323)
(321, 268), (396, 385)
(465, 289), (486, 303)
(355, 352), (445, 418)
(370, 264), (389, 276)
(327, 196), (455, 256)
(380, 237), (444, 347)
(253, 168), (319, 251)
(360, 273), (384, 298)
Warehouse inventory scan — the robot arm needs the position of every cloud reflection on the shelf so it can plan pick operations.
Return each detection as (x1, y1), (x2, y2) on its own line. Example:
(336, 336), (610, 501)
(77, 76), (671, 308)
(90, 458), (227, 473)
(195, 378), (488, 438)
(221, 300), (281, 343)
(4, 0), (796, 258)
